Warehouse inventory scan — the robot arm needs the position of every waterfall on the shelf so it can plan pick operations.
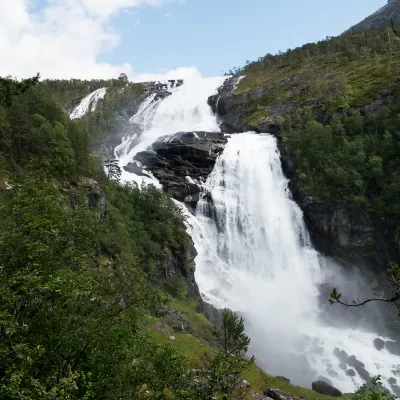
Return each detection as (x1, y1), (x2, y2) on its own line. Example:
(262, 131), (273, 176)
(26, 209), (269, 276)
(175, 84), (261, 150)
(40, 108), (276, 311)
(115, 77), (225, 185)
(115, 76), (400, 394)
(188, 132), (400, 393)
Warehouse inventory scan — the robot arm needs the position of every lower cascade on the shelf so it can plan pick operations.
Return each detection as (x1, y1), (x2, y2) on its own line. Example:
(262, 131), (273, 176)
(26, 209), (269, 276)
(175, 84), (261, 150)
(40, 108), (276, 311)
(188, 132), (400, 393)
(116, 78), (400, 394)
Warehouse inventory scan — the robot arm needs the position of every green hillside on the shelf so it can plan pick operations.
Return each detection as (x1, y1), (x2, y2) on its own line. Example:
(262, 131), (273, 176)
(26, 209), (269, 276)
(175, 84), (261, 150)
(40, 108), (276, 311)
(231, 26), (400, 250)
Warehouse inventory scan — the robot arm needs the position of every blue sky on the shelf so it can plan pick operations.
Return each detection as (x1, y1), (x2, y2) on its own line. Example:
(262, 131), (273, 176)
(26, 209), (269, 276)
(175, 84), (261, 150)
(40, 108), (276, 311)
(0, 0), (387, 80)
(105, 0), (387, 77)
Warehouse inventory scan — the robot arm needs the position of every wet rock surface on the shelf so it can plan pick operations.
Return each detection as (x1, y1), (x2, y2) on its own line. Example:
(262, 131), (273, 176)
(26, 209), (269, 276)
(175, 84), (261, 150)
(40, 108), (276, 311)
(134, 131), (228, 206)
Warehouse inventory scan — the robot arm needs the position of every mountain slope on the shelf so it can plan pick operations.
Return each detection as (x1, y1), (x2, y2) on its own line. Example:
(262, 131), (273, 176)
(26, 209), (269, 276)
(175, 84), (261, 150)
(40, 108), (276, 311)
(346, 0), (400, 34)
(209, 26), (400, 275)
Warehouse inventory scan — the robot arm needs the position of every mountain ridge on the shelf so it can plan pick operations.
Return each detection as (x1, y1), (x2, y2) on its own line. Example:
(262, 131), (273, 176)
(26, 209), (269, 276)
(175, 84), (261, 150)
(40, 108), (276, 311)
(346, 0), (400, 34)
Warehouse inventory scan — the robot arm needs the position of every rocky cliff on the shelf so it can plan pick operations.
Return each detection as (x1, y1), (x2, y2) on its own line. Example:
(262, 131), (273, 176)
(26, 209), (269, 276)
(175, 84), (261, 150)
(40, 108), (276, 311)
(129, 131), (228, 208)
(208, 75), (399, 273)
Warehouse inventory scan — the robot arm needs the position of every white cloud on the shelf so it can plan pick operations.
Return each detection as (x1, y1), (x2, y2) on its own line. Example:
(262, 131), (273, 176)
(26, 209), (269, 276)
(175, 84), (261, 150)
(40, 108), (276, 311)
(0, 0), (196, 81)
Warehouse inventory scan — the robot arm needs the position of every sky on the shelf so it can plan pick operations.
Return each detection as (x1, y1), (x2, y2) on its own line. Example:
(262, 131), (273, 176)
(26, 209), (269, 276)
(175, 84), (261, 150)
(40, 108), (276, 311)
(0, 0), (387, 81)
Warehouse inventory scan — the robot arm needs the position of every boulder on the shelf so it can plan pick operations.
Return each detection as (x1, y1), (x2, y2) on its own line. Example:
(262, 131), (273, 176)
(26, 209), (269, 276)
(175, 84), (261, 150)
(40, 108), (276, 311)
(339, 363), (347, 370)
(264, 388), (299, 400)
(346, 369), (356, 377)
(386, 341), (400, 356)
(373, 338), (385, 351)
(311, 380), (342, 397)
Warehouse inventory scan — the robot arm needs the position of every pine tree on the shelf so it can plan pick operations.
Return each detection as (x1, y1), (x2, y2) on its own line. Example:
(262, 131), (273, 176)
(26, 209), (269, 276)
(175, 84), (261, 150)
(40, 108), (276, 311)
(104, 159), (121, 183)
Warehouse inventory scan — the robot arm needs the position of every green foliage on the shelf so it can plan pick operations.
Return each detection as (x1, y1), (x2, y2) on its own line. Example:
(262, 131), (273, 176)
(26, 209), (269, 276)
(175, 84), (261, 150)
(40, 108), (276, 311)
(0, 77), (92, 179)
(42, 78), (144, 150)
(0, 74), (40, 107)
(202, 309), (255, 399)
(281, 99), (400, 224)
(104, 159), (121, 183)
(356, 376), (396, 400)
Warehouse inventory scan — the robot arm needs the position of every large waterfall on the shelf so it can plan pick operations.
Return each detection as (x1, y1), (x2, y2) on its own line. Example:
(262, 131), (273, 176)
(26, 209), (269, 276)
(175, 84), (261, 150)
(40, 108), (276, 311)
(115, 77), (400, 394)
(189, 132), (400, 392)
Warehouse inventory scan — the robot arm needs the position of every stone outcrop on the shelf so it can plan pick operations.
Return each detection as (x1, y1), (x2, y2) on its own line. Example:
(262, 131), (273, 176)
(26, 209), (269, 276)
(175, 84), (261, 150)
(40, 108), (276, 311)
(311, 381), (342, 397)
(263, 388), (299, 400)
(132, 131), (228, 208)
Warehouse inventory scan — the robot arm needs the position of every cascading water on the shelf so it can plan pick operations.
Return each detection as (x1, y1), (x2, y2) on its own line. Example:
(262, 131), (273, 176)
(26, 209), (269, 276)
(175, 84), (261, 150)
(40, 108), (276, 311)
(115, 77), (224, 185)
(115, 76), (400, 394)
(188, 132), (400, 393)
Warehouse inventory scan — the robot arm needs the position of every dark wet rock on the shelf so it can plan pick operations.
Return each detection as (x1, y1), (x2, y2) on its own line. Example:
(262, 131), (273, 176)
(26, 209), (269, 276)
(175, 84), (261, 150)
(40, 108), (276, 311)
(356, 367), (371, 383)
(123, 162), (151, 176)
(264, 388), (299, 400)
(135, 131), (228, 206)
(348, 355), (365, 370)
(339, 363), (347, 370)
(334, 348), (349, 364)
(346, 369), (356, 377)
(386, 341), (400, 356)
(317, 376), (332, 385)
(374, 338), (385, 351)
(311, 381), (342, 397)
(220, 122), (235, 134)
(389, 377), (397, 385)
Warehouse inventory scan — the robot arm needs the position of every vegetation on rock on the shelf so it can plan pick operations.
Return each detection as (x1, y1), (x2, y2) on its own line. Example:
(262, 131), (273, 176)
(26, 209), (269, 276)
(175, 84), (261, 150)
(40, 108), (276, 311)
(0, 77), (261, 399)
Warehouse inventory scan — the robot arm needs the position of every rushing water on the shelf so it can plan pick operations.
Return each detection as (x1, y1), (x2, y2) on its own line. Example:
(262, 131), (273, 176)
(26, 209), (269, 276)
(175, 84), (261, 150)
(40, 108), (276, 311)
(115, 77), (224, 185)
(116, 77), (400, 394)
(188, 132), (400, 392)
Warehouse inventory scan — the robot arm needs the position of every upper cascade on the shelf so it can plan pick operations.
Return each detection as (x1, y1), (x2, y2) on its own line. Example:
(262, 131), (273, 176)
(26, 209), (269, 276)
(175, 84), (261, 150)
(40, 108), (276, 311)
(69, 87), (107, 120)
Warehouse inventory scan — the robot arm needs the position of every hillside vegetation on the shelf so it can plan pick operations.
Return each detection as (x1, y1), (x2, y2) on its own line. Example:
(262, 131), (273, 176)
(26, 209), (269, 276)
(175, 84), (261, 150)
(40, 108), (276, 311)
(0, 76), (357, 400)
(42, 76), (145, 150)
(232, 26), (400, 251)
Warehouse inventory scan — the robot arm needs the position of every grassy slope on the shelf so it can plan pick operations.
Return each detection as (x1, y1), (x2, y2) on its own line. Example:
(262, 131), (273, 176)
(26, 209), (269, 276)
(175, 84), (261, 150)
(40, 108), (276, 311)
(235, 50), (400, 127)
(148, 298), (353, 400)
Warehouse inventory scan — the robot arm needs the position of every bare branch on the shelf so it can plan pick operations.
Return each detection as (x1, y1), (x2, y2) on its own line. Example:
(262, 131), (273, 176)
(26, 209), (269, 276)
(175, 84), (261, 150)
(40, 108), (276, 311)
(331, 290), (400, 308)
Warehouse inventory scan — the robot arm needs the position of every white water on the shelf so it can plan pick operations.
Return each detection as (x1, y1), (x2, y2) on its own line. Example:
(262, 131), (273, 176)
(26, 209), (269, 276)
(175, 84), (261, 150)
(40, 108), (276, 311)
(115, 77), (225, 185)
(188, 132), (400, 393)
(70, 87), (106, 119)
(115, 76), (400, 394)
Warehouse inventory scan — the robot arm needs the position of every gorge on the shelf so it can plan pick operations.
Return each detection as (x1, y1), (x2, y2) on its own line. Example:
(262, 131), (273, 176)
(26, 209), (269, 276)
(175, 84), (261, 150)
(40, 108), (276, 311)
(73, 75), (400, 394)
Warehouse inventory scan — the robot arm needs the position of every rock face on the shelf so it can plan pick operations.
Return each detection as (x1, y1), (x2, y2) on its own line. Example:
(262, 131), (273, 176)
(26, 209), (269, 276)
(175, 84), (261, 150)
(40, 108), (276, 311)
(208, 76), (281, 135)
(346, 0), (400, 34)
(208, 75), (399, 273)
(134, 131), (228, 207)
(311, 381), (342, 397)
(263, 388), (298, 400)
